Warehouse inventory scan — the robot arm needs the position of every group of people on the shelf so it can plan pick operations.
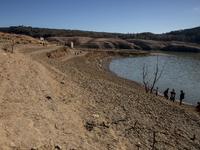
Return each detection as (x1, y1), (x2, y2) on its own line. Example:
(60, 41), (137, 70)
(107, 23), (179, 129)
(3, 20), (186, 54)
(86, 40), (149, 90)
(155, 87), (200, 113)
(155, 87), (185, 106)
(75, 51), (81, 55)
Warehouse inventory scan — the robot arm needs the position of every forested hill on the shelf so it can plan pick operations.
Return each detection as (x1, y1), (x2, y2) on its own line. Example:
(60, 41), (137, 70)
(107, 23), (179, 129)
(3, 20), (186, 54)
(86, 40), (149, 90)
(0, 26), (200, 44)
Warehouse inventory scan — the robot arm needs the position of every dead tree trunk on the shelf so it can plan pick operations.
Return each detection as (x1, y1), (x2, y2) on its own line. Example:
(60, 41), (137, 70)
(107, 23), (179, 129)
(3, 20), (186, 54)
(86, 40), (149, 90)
(150, 56), (164, 93)
(152, 131), (158, 150)
(11, 42), (14, 53)
(142, 56), (164, 93)
(143, 64), (149, 93)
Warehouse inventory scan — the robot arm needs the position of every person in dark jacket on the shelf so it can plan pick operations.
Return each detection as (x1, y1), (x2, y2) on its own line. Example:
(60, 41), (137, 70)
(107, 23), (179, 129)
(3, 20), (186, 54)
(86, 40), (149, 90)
(164, 88), (169, 99)
(155, 87), (158, 96)
(180, 90), (184, 106)
(196, 102), (200, 113)
(170, 89), (176, 103)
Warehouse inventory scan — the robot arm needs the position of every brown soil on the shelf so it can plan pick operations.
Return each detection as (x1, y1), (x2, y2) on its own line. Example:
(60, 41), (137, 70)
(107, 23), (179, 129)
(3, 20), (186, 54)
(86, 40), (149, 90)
(0, 35), (200, 150)
(0, 32), (48, 45)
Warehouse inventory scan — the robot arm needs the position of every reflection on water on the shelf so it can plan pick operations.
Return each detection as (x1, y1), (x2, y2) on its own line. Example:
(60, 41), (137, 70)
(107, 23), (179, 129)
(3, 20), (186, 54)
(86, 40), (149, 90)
(109, 51), (200, 105)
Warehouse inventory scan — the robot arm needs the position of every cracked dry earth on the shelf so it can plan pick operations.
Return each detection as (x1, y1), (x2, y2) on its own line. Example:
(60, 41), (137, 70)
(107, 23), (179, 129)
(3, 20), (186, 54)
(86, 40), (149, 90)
(0, 44), (200, 150)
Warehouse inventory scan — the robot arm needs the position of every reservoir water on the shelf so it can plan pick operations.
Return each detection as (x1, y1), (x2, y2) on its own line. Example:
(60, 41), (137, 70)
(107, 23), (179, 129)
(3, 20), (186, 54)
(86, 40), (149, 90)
(109, 51), (200, 106)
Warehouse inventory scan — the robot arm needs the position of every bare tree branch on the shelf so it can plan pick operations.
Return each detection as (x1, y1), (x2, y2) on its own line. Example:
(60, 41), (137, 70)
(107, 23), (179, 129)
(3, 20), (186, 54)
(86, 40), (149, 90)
(142, 56), (164, 93)
(143, 64), (149, 93)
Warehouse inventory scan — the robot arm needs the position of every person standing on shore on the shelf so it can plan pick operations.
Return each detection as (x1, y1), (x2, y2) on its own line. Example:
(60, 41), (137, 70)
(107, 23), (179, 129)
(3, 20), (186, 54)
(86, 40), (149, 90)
(170, 89), (176, 103)
(155, 87), (158, 96)
(164, 88), (169, 99)
(180, 90), (185, 106)
(195, 102), (200, 113)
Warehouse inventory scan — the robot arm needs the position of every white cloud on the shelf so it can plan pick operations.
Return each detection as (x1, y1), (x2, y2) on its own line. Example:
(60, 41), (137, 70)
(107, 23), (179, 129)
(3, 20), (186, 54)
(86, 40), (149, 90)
(191, 7), (200, 14)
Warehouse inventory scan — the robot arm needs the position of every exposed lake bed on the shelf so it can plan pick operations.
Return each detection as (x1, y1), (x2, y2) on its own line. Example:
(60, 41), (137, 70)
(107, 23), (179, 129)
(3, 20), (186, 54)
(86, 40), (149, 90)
(1, 31), (200, 149)
(1, 43), (200, 149)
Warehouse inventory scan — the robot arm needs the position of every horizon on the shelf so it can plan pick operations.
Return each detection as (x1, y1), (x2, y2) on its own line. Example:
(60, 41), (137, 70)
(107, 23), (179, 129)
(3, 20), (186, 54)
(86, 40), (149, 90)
(1, 25), (200, 35)
(0, 0), (200, 34)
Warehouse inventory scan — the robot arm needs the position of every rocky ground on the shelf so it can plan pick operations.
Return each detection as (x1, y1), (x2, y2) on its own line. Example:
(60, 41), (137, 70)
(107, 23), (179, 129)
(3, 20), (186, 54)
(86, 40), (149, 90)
(0, 38), (200, 150)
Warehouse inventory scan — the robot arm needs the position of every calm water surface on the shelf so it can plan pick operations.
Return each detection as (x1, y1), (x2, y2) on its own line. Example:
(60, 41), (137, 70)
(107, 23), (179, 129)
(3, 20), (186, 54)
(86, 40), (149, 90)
(109, 51), (200, 105)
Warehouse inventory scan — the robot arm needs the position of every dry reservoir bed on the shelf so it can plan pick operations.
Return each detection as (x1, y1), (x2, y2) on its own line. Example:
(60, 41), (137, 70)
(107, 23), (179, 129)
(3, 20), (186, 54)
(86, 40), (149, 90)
(0, 44), (200, 150)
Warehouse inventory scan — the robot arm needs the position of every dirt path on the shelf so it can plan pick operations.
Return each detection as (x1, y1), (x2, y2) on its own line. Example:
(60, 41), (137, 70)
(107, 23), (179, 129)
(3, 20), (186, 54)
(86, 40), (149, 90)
(0, 44), (200, 150)
(0, 45), (94, 150)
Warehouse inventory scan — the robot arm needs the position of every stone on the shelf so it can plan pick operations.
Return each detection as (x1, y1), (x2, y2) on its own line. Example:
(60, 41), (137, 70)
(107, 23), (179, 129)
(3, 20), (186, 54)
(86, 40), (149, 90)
(55, 144), (62, 149)
(46, 96), (51, 100)
(92, 114), (99, 118)
(136, 142), (141, 147)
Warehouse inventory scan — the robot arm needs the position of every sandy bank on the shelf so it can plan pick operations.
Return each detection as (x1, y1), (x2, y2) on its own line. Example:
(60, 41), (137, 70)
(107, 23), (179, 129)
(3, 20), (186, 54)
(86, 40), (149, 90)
(42, 47), (200, 149)
(0, 44), (200, 150)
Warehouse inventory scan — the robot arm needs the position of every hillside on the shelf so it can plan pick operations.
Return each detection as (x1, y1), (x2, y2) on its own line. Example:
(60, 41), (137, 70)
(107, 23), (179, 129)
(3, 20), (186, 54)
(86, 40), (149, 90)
(1, 25), (200, 44)
(1, 25), (200, 53)
(46, 37), (142, 50)
(0, 32), (46, 44)
(46, 36), (200, 53)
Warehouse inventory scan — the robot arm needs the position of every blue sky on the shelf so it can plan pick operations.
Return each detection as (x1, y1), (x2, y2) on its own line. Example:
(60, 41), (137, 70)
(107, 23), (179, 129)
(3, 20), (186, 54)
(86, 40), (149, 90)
(0, 0), (200, 34)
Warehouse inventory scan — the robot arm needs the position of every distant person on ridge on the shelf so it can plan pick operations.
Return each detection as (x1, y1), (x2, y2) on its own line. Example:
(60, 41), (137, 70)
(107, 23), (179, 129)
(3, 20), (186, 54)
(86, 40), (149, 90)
(180, 90), (185, 106)
(164, 88), (169, 99)
(170, 89), (176, 103)
(155, 87), (158, 96)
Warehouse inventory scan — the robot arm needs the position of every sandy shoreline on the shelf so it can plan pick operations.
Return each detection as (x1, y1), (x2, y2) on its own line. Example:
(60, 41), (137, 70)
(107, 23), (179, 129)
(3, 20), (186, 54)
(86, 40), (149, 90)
(99, 56), (117, 75)
(0, 44), (200, 149)
(102, 53), (197, 107)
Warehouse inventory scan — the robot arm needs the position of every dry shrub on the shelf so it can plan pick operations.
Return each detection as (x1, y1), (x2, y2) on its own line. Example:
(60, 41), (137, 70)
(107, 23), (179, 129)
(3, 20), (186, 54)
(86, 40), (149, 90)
(46, 46), (70, 59)
(2, 43), (14, 53)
